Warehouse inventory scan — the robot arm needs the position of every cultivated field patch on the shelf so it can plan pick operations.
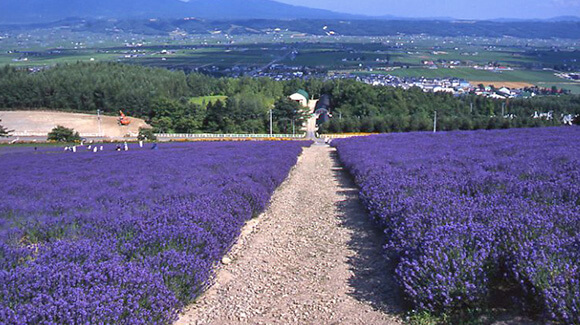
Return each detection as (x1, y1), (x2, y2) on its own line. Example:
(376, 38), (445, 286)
(468, 81), (535, 89)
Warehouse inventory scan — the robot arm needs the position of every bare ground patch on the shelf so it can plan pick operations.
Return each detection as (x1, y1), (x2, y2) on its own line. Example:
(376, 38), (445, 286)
(469, 81), (535, 88)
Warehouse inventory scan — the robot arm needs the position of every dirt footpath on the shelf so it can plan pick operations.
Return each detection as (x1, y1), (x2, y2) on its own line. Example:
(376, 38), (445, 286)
(177, 144), (402, 325)
(0, 111), (149, 137)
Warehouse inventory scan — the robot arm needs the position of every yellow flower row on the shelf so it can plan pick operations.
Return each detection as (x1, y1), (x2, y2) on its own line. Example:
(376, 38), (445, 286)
(168, 138), (310, 142)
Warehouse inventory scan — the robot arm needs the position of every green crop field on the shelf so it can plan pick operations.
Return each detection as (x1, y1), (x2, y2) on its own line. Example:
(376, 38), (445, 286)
(0, 52), (120, 67)
(0, 31), (577, 89)
(189, 95), (228, 106)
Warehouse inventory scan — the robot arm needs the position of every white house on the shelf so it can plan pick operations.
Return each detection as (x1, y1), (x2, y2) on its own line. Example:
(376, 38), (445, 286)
(288, 90), (309, 107)
(498, 87), (512, 96)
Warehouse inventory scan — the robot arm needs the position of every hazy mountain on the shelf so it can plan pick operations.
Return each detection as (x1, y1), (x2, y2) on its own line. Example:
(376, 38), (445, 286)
(545, 16), (580, 22)
(0, 0), (357, 24)
(491, 16), (580, 22)
(373, 15), (455, 21)
(1, 0), (577, 25)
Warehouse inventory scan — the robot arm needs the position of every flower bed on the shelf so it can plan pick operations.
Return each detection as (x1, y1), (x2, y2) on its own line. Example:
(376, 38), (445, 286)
(333, 127), (580, 322)
(0, 141), (309, 323)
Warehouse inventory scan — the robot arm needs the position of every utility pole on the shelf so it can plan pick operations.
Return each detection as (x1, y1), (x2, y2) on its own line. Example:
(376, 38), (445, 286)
(292, 119), (295, 135)
(470, 102), (473, 114)
(269, 108), (273, 136)
(433, 110), (437, 133)
(97, 109), (102, 137)
(501, 102), (505, 117)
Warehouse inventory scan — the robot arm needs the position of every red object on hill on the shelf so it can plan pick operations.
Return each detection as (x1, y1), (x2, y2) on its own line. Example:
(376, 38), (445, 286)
(118, 110), (131, 126)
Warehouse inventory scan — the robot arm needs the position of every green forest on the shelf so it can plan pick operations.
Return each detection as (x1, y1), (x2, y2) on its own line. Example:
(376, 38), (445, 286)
(318, 83), (580, 132)
(0, 62), (579, 134)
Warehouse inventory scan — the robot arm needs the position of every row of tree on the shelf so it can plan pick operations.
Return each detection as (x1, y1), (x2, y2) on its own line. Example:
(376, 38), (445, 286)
(149, 96), (309, 134)
(0, 63), (311, 134)
(0, 62), (579, 134)
(0, 63), (189, 116)
(316, 82), (580, 133)
(321, 115), (564, 134)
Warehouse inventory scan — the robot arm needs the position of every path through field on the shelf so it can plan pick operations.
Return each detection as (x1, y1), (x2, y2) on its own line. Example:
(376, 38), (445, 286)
(177, 143), (402, 324)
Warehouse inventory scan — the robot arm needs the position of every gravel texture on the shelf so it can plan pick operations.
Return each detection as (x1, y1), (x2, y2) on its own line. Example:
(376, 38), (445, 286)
(177, 143), (402, 325)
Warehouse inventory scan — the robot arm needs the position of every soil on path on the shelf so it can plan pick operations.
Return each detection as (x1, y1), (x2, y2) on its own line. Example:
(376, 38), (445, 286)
(0, 111), (149, 138)
(177, 144), (402, 325)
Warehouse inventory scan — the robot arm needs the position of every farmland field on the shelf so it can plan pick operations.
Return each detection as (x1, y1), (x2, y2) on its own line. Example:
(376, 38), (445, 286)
(357, 68), (564, 83)
(354, 67), (580, 93)
(333, 127), (580, 323)
(0, 141), (309, 323)
(1, 29), (577, 85)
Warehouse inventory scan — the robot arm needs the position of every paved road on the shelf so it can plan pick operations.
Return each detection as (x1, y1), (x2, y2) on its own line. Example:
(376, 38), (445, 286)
(305, 99), (319, 140)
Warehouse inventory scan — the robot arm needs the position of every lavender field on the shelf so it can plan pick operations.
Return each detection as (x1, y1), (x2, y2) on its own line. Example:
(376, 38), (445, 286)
(0, 141), (308, 323)
(333, 127), (580, 322)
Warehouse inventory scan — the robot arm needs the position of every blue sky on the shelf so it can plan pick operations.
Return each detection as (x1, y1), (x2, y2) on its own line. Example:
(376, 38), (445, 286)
(276, 0), (580, 19)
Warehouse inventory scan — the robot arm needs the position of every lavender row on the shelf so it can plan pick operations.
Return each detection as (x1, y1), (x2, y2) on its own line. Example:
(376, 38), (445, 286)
(333, 127), (580, 322)
(0, 141), (309, 324)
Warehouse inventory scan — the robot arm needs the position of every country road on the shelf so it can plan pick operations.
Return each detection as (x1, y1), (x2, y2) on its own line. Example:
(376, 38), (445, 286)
(305, 99), (318, 140)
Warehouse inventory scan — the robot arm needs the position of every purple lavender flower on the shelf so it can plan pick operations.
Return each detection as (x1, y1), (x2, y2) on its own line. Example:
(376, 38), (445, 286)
(0, 141), (310, 323)
(334, 127), (580, 322)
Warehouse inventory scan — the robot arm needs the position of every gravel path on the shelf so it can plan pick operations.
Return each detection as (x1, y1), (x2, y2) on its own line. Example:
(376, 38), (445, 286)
(177, 143), (402, 325)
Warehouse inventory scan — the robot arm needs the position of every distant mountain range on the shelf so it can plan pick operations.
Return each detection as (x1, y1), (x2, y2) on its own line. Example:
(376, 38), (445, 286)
(490, 16), (580, 23)
(0, 0), (357, 23)
(0, 0), (578, 24)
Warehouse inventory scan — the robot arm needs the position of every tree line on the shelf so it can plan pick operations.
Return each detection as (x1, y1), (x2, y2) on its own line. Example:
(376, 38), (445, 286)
(0, 63), (309, 134)
(316, 81), (580, 133)
(0, 62), (579, 135)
